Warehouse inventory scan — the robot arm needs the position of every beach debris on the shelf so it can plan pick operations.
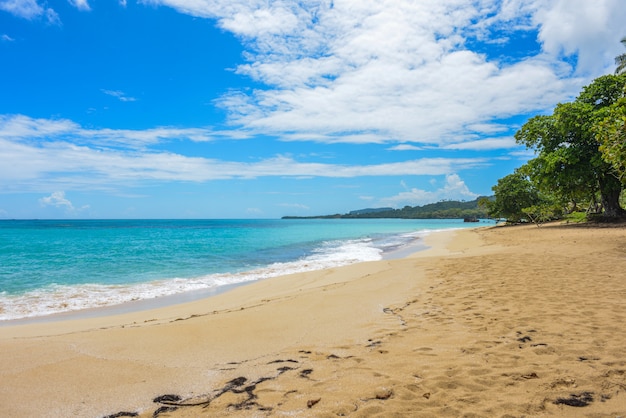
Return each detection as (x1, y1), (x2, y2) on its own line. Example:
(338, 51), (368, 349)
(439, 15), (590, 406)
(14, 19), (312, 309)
(307, 398), (321, 408)
(550, 377), (577, 389)
(554, 391), (594, 407)
(268, 359), (298, 364)
(277, 366), (296, 373)
(300, 368), (314, 378)
(152, 394), (182, 404)
(422, 392), (431, 399)
(102, 412), (138, 418)
(361, 389), (394, 402)
(153, 406), (178, 417)
(146, 371), (296, 414)
(366, 339), (382, 348)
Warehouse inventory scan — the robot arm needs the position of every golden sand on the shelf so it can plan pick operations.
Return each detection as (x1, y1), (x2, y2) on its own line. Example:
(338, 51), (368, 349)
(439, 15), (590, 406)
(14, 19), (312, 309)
(1, 223), (626, 417)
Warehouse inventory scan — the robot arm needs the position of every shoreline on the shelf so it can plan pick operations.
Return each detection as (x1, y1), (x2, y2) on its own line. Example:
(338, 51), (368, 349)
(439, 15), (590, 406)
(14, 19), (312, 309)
(0, 227), (447, 327)
(0, 229), (458, 339)
(2, 224), (626, 417)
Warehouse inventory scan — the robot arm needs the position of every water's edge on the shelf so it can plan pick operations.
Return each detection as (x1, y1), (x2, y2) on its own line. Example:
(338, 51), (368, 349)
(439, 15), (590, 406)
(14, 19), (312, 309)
(0, 234), (434, 326)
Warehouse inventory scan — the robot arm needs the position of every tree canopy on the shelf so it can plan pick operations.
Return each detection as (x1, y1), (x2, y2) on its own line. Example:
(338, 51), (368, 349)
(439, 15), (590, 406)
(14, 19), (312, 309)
(282, 198), (489, 220)
(596, 96), (626, 184)
(487, 73), (626, 222)
(616, 37), (626, 75)
(485, 171), (539, 223)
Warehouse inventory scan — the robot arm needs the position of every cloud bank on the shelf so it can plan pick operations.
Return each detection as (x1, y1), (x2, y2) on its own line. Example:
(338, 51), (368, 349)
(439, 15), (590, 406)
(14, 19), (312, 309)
(0, 114), (487, 192)
(145, 0), (626, 145)
(3, 0), (626, 209)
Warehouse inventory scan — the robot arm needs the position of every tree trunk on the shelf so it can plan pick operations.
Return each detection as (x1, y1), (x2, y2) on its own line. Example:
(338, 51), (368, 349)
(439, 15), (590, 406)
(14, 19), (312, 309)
(599, 175), (625, 218)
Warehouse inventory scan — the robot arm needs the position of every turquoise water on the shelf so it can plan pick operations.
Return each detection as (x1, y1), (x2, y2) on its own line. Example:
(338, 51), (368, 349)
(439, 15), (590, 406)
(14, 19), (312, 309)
(0, 218), (483, 320)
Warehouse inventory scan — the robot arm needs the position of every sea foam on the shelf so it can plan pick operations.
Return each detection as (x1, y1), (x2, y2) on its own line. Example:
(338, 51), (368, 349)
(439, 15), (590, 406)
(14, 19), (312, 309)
(0, 237), (385, 321)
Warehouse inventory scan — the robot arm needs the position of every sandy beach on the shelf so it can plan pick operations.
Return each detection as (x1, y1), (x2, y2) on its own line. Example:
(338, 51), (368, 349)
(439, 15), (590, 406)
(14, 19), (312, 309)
(1, 223), (626, 417)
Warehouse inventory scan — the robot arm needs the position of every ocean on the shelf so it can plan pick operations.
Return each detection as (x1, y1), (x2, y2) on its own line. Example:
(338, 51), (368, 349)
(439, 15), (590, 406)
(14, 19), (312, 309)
(0, 218), (484, 321)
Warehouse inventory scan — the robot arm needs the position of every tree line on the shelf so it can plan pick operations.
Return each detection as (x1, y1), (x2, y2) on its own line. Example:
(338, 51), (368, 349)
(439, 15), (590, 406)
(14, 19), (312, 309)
(482, 46), (626, 225)
(283, 198), (489, 220)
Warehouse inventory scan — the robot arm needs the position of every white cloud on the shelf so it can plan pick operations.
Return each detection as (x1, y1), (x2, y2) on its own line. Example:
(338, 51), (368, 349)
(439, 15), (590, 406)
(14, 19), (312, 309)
(2, 34), (15, 41)
(39, 191), (73, 208)
(388, 144), (422, 151)
(143, 0), (624, 147)
(531, 0), (626, 75)
(0, 115), (489, 190)
(68, 0), (90, 11)
(278, 203), (310, 210)
(0, 114), (79, 139)
(0, 0), (60, 24)
(39, 191), (90, 213)
(381, 174), (479, 208)
(0, 114), (225, 149)
(102, 89), (137, 102)
(441, 136), (518, 150)
(0, 125), (487, 192)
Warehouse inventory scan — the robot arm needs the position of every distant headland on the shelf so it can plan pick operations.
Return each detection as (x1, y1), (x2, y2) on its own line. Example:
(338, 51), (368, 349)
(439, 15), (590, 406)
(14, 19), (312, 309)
(282, 197), (491, 220)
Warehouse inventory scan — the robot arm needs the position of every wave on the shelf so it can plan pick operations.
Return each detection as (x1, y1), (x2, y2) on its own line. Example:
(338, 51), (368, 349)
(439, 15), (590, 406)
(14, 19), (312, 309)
(0, 236), (391, 321)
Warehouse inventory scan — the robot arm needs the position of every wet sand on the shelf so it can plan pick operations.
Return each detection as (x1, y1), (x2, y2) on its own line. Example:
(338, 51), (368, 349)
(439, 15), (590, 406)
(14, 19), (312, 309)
(1, 223), (625, 417)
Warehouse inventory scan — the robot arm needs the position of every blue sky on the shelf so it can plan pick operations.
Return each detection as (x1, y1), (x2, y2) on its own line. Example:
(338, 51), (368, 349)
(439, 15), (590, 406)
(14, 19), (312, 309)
(1, 0), (625, 219)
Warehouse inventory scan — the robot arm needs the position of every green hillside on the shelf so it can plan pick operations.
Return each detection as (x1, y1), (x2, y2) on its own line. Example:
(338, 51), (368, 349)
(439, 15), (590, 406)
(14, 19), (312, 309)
(283, 197), (491, 219)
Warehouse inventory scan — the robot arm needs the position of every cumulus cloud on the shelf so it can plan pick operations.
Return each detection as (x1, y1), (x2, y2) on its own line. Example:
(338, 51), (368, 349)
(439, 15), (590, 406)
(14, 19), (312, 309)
(144, 0), (624, 146)
(3, 1), (623, 201)
(39, 191), (90, 213)
(0, 0), (60, 24)
(531, 0), (626, 74)
(381, 174), (480, 208)
(6, 1), (623, 149)
(68, 0), (90, 11)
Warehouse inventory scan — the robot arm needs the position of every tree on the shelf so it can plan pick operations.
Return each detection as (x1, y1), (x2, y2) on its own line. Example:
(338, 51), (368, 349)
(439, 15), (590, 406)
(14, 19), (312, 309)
(523, 203), (562, 226)
(616, 36), (626, 75)
(515, 74), (626, 218)
(487, 171), (540, 223)
(596, 96), (626, 184)
(516, 110), (598, 209)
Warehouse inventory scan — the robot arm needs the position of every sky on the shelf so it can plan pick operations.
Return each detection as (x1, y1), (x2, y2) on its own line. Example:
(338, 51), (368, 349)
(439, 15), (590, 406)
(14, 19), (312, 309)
(1, 0), (625, 219)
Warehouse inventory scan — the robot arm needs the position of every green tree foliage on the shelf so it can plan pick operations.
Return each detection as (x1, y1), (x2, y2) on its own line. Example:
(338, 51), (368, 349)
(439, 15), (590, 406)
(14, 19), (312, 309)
(596, 96), (626, 184)
(616, 36), (626, 75)
(515, 74), (626, 218)
(521, 200), (564, 226)
(282, 198), (489, 219)
(485, 171), (562, 225)
(486, 171), (540, 223)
